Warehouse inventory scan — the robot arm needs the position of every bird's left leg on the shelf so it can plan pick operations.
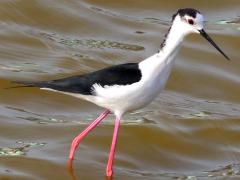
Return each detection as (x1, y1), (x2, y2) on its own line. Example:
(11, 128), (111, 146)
(69, 109), (110, 160)
(106, 115), (121, 178)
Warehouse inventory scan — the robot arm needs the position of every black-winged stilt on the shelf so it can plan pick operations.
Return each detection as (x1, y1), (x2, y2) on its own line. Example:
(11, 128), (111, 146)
(14, 8), (229, 178)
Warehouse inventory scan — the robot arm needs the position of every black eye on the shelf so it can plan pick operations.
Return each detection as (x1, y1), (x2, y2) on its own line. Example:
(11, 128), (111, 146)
(188, 19), (194, 25)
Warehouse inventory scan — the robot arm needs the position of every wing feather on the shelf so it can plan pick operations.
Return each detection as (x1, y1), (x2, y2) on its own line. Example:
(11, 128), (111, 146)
(14, 63), (142, 95)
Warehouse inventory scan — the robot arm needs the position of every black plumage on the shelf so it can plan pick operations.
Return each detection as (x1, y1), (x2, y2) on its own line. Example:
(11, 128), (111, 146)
(16, 63), (142, 95)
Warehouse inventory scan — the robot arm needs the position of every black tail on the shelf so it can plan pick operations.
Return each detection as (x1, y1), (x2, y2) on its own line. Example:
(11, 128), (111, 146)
(6, 81), (46, 90)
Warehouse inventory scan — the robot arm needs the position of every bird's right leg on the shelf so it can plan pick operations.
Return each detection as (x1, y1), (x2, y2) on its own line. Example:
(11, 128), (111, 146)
(106, 115), (121, 178)
(68, 109), (110, 160)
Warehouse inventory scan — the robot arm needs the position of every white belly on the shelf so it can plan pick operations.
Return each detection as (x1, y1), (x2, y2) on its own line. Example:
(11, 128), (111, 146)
(92, 82), (159, 115)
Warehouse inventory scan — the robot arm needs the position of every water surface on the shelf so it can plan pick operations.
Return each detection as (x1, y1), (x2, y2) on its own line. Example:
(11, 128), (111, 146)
(0, 1), (240, 179)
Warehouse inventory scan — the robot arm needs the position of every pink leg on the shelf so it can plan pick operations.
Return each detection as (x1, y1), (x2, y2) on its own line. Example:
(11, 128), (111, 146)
(106, 116), (121, 177)
(69, 109), (110, 160)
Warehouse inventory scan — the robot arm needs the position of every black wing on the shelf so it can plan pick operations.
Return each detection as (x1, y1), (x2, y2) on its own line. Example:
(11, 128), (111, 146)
(15, 63), (142, 95)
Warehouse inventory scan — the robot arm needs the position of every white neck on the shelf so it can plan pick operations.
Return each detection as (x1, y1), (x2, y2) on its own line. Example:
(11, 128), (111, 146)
(139, 17), (189, 85)
(159, 17), (189, 57)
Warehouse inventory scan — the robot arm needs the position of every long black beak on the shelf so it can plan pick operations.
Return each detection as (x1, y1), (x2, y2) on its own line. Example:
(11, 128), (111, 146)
(199, 29), (230, 60)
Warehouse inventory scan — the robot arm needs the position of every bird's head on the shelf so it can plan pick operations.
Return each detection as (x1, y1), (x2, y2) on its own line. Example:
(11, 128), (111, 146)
(172, 8), (229, 60)
(172, 8), (203, 34)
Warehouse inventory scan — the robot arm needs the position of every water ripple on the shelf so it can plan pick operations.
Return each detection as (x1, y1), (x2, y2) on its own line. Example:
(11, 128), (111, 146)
(0, 141), (46, 157)
(38, 31), (145, 51)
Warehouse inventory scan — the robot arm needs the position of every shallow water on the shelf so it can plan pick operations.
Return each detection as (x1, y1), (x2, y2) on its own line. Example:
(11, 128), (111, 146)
(0, 1), (240, 180)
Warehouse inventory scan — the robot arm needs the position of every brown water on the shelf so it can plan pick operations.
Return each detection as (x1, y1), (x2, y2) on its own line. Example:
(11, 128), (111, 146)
(0, 1), (240, 180)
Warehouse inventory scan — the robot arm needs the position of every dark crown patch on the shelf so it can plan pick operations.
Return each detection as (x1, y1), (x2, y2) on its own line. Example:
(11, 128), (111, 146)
(172, 8), (200, 21)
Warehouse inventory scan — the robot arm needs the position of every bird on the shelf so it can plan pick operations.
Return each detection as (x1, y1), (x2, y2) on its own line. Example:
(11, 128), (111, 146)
(13, 8), (229, 178)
